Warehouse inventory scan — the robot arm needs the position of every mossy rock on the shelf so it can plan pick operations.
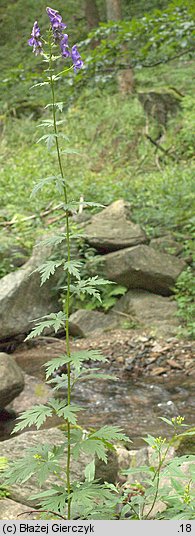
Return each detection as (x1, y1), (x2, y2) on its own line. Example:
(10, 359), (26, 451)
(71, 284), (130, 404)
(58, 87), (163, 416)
(175, 434), (195, 456)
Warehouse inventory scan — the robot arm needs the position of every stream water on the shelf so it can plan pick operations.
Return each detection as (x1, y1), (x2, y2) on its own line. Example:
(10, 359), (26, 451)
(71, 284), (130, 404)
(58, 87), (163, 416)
(1, 344), (194, 447)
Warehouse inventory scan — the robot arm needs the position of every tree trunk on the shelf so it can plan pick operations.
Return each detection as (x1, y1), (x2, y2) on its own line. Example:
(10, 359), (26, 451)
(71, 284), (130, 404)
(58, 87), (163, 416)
(106, 0), (122, 21)
(84, 0), (100, 30)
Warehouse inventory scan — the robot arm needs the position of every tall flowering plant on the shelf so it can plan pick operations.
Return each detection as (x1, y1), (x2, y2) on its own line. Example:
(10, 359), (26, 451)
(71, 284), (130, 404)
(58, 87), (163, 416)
(2, 7), (129, 520)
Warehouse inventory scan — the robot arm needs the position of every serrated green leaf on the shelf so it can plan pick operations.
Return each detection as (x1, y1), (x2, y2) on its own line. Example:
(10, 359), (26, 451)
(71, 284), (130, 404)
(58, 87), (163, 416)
(70, 276), (112, 302)
(45, 102), (64, 112)
(35, 260), (63, 285)
(25, 312), (66, 340)
(46, 374), (68, 391)
(91, 425), (130, 443)
(64, 260), (83, 279)
(41, 259), (63, 282)
(35, 234), (66, 247)
(13, 405), (52, 432)
(37, 134), (57, 149)
(71, 350), (107, 366)
(74, 437), (107, 462)
(44, 355), (71, 379)
(31, 176), (63, 197)
(84, 460), (95, 482)
(37, 119), (54, 128)
(49, 400), (82, 424)
(70, 481), (116, 518)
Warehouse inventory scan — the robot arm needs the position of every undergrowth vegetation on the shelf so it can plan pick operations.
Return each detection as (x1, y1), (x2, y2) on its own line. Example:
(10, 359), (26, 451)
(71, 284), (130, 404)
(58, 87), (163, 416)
(0, 0), (194, 337)
(0, 0), (195, 521)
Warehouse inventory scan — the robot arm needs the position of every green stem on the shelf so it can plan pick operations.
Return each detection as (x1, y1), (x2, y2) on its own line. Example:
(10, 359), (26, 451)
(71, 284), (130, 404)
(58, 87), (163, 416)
(144, 450), (162, 520)
(49, 47), (72, 521)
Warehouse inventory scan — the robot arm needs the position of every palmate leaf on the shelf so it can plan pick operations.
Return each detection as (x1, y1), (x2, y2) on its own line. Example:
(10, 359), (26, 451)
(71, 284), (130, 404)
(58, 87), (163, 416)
(74, 438), (108, 462)
(35, 234), (66, 247)
(44, 355), (71, 379)
(25, 312), (66, 340)
(37, 119), (65, 129)
(3, 446), (65, 487)
(74, 425), (130, 462)
(64, 260), (83, 280)
(70, 277), (112, 301)
(70, 481), (116, 517)
(31, 486), (68, 515)
(70, 349), (107, 366)
(13, 405), (53, 432)
(49, 399), (82, 424)
(45, 350), (107, 380)
(31, 176), (64, 197)
(72, 366), (115, 382)
(47, 374), (68, 391)
(35, 260), (63, 285)
(45, 102), (64, 112)
(91, 425), (130, 444)
(37, 133), (57, 150)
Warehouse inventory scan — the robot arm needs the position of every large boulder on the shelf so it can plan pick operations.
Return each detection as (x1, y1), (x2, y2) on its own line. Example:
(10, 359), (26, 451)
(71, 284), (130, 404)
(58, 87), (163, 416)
(0, 353), (24, 409)
(69, 309), (119, 337)
(87, 245), (186, 296)
(0, 499), (38, 520)
(113, 290), (180, 336)
(82, 200), (147, 253)
(0, 239), (62, 340)
(150, 235), (183, 257)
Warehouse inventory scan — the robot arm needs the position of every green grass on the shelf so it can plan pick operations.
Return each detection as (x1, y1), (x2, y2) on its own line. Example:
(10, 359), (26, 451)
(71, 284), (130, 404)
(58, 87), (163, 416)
(1, 66), (195, 230)
(0, 6), (194, 271)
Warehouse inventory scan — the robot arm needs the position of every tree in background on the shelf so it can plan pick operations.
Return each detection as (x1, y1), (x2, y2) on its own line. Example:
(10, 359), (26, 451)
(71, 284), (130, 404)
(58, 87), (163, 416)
(106, 0), (122, 21)
(84, 0), (100, 30)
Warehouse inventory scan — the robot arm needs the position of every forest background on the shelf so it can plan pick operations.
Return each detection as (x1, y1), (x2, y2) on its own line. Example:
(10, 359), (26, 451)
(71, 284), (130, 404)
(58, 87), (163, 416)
(0, 0), (194, 335)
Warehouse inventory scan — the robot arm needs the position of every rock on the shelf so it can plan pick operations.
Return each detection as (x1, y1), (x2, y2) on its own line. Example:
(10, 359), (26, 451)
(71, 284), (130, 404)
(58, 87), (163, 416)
(69, 309), (119, 337)
(0, 238), (62, 341)
(95, 450), (119, 484)
(0, 240), (29, 269)
(11, 374), (51, 414)
(82, 200), (147, 253)
(150, 235), (183, 256)
(87, 245), (186, 296)
(0, 353), (24, 408)
(124, 448), (149, 485)
(0, 499), (38, 520)
(0, 428), (93, 507)
(175, 434), (195, 456)
(113, 290), (180, 336)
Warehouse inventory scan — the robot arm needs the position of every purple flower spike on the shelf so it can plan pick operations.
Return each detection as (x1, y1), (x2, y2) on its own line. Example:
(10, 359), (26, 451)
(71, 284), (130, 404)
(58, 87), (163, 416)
(71, 45), (83, 72)
(60, 34), (70, 58)
(28, 21), (42, 55)
(46, 6), (66, 41)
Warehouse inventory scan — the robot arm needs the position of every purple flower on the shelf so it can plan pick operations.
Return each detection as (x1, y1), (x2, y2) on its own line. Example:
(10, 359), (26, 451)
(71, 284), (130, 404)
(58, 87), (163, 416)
(60, 34), (70, 58)
(28, 21), (42, 55)
(46, 6), (66, 41)
(71, 45), (83, 72)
